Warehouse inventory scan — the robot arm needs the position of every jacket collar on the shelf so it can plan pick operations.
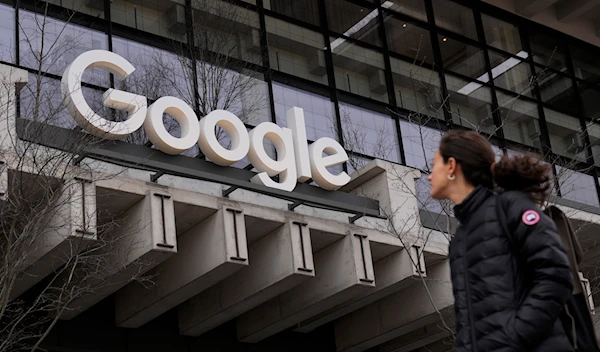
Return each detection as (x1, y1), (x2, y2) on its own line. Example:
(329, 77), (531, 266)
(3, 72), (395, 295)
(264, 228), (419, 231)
(453, 186), (492, 223)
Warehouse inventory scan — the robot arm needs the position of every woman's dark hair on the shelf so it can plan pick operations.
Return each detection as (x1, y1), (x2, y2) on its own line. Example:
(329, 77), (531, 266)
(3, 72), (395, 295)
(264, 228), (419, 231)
(439, 130), (551, 204)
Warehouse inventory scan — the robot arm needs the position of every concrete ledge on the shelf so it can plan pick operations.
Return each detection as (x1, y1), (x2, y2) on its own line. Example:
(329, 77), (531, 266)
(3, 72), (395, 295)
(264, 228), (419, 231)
(11, 178), (97, 300)
(294, 246), (423, 333)
(236, 233), (376, 343)
(334, 260), (453, 352)
(178, 220), (315, 336)
(61, 189), (177, 320)
(115, 205), (249, 328)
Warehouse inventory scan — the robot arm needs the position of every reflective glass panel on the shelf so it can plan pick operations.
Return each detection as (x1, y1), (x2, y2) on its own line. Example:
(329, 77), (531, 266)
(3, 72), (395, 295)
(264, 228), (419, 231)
(19, 10), (109, 86)
(111, 0), (186, 42)
(331, 38), (389, 103)
(325, 0), (382, 47)
(545, 108), (587, 162)
(446, 74), (495, 134)
(266, 16), (328, 85)
(438, 36), (488, 81)
(264, 0), (320, 26)
(385, 19), (433, 65)
(497, 92), (541, 148)
(339, 103), (401, 164)
(482, 14), (522, 54)
(431, 0), (477, 39)
(390, 57), (444, 120)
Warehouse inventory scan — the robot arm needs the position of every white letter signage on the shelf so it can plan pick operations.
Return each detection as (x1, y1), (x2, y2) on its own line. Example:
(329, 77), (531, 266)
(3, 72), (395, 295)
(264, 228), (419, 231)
(61, 50), (351, 192)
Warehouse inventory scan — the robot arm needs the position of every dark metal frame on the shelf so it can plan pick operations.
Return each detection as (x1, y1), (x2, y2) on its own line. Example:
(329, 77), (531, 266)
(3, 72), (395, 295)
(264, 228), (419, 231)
(7, 0), (600, 208)
(16, 118), (381, 218)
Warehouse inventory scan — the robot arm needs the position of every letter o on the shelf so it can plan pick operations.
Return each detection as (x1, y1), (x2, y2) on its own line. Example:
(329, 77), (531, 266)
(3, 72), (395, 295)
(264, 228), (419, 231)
(198, 110), (250, 166)
(145, 97), (200, 155)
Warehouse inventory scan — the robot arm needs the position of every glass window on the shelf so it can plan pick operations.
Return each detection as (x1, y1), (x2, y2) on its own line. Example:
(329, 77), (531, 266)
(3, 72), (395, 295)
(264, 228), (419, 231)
(488, 50), (534, 97)
(272, 83), (338, 142)
(111, 0), (186, 42)
(325, 0), (382, 47)
(390, 57), (444, 120)
(587, 123), (600, 167)
(264, 0), (320, 26)
(578, 82), (600, 120)
(431, 0), (477, 40)
(112, 37), (189, 101)
(482, 14), (522, 55)
(339, 103), (401, 164)
(45, 0), (105, 18)
(381, 0), (427, 23)
(347, 154), (372, 175)
(446, 74), (495, 134)
(265, 16), (328, 85)
(537, 69), (578, 115)
(196, 64), (270, 126)
(545, 108), (587, 162)
(384, 19), (433, 65)
(400, 119), (442, 171)
(191, 0), (262, 65)
(19, 74), (104, 130)
(555, 165), (599, 207)
(438, 36), (488, 81)
(571, 44), (600, 84)
(497, 92), (541, 148)
(19, 10), (109, 86)
(529, 29), (567, 72)
(330, 38), (389, 103)
(0, 4), (14, 63)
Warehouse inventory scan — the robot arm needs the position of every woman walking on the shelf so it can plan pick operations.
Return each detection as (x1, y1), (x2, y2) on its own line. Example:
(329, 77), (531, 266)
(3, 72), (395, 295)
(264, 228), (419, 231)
(428, 130), (574, 351)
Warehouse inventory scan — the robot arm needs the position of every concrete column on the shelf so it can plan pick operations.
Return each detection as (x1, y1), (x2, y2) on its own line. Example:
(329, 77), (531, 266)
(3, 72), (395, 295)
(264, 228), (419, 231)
(60, 189), (177, 320)
(115, 204), (249, 328)
(294, 246), (425, 333)
(178, 219), (315, 336)
(343, 160), (421, 240)
(11, 178), (97, 300)
(236, 233), (376, 343)
(334, 260), (453, 352)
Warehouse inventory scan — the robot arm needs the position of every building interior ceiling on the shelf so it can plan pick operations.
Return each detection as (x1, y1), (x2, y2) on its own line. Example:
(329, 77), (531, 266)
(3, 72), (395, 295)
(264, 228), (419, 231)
(516, 0), (600, 36)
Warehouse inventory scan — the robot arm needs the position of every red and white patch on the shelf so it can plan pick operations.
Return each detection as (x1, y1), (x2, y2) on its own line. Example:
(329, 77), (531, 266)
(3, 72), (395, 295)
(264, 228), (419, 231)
(522, 210), (540, 226)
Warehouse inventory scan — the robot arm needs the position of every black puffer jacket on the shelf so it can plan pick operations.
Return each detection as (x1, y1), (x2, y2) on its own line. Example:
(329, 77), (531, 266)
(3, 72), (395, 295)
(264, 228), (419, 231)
(449, 186), (574, 351)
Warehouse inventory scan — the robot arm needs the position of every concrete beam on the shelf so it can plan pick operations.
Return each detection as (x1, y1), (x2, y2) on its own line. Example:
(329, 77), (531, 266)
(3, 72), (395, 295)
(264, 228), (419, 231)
(60, 189), (177, 320)
(236, 233), (376, 343)
(343, 160), (421, 241)
(334, 260), (453, 352)
(556, 0), (600, 22)
(516, 0), (560, 18)
(293, 246), (425, 333)
(178, 220), (315, 336)
(115, 205), (249, 328)
(11, 178), (97, 300)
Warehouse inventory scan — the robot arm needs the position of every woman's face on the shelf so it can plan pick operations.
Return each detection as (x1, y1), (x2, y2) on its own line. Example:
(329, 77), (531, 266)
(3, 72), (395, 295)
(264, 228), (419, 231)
(428, 150), (452, 200)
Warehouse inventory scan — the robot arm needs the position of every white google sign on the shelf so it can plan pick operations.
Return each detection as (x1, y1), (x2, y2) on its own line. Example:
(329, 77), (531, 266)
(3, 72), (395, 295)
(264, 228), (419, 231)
(61, 50), (350, 192)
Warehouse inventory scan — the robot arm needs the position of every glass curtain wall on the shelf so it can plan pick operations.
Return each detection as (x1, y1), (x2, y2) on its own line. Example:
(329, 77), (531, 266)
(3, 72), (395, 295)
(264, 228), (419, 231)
(5, 0), (600, 207)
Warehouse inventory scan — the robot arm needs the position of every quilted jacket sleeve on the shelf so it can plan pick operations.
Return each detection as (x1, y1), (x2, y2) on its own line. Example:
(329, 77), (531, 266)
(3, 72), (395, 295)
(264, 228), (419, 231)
(504, 192), (574, 349)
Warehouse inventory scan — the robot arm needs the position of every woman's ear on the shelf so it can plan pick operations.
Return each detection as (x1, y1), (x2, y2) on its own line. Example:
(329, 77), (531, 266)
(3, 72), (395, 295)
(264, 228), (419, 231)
(447, 157), (457, 174)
